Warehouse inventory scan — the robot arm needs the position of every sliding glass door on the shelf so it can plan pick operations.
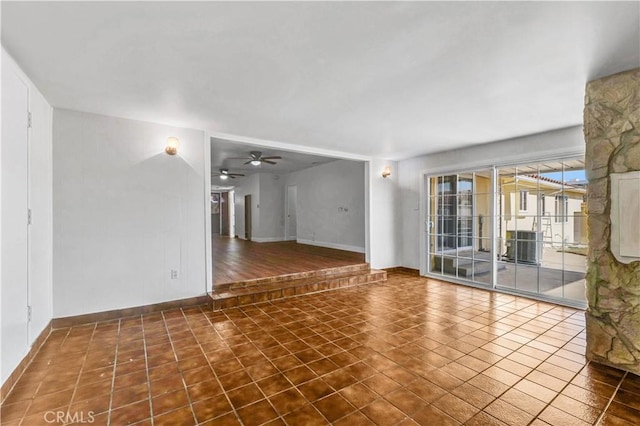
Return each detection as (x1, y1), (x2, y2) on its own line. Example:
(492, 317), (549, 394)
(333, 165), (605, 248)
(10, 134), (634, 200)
(426, 158), (587, 306)
(428, 170), (493, 285)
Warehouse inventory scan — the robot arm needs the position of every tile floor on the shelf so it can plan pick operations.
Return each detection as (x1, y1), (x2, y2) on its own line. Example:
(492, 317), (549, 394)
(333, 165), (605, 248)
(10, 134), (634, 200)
(2, 272), (640, 425)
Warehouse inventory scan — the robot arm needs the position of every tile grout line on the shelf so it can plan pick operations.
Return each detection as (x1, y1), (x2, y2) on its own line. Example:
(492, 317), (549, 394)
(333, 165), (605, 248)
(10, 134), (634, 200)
(15, 327), (71, 424)
(0, 325), (55, 407)
(63, 323), (98, 425)
(105, 319), (122, 426)
(218, 281), (597, 426)
(525, 360), (593, 425)
(444, 294), (586, 424)
(498, 307), (588, 424)
(140, 314), (154, 426)
(219, 302), (328, 425)
(160, 310), (199, 424)
(195, 305), (249, 424)
(595, 370), (628, 425)
(228, 300), (364, 424)
(6, 273), (634, 426)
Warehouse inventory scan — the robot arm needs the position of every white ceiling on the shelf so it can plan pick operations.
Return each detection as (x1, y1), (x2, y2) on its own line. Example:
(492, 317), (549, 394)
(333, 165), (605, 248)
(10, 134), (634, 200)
(210, 137), (337, 183)
(2, 2), (639, 160)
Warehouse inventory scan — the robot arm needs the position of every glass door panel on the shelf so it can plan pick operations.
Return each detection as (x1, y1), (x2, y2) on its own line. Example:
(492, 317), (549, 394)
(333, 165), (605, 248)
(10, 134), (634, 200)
(495, 160), (587, 304)
(428, 170), (493, 286)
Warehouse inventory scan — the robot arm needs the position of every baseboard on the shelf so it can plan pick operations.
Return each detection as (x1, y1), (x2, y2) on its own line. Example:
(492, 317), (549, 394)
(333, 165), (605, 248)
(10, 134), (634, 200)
(297, 239), (366, 253)
(251, 237), (285, 243)
(384, 266), (420, 276)
(1, 321), (52, 404)
(51, 294), (212, 329)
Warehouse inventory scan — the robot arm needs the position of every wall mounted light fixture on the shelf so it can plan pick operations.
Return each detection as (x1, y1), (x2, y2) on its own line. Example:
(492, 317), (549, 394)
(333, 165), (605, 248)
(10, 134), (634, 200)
(382, 166), (392, 178)
(165, 137), (180, 155)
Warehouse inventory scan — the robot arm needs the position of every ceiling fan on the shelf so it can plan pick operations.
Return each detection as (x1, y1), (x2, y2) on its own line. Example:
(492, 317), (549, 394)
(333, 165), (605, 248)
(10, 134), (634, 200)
(212, 168), (244, 180)
(230, 151), (282, 166)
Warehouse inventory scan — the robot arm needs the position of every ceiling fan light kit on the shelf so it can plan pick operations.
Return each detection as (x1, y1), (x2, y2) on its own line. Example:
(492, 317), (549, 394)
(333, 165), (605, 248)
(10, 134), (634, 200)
(215, 151), (282, 181)
(228, 151), (282, 166)
(213, 168), (244, 179)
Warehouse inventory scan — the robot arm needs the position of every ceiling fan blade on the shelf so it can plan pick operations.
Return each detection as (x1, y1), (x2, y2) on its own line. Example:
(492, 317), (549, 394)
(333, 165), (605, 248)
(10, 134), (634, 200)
(262, 160), (277, 165)
(243, 160), (253, 165)
(230, 173), (245, 177)
(228, 157), (251, 160)
(261, 156), (282, 160)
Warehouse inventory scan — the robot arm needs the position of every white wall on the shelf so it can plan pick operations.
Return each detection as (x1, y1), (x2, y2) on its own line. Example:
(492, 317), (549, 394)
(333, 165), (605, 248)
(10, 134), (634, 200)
(397, 126), (585, 270)
(256, 174), (285, 242)
(368, 159), (400, 268)
(1, 49), (53, 384)
(286, 160), (365, 252)
(52, 110), (207, 317)
(231, 173), (285, 242)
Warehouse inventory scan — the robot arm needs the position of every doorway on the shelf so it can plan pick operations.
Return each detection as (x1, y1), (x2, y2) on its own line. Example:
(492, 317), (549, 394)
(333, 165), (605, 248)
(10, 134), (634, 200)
(286, 185), (297, 241)
(425, 159), (587, 306)
(428, 170), (493, 285)
(212, 191), (233, 237)
(244, 194), (252, 241)
(211, 192), (221, 235)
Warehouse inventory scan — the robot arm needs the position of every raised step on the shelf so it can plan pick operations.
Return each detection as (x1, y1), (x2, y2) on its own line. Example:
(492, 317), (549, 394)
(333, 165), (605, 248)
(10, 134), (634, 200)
(214, 263), (371, 292)
(210, 267), (386, 310)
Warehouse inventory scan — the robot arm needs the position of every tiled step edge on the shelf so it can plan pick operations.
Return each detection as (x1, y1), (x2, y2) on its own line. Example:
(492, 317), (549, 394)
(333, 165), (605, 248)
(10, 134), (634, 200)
(215, 263), (371, 292)
(210, 270), (387, 310)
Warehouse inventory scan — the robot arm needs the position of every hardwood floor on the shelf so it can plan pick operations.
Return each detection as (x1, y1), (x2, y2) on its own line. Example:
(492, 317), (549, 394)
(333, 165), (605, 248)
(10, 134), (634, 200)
(213, 236), (365, 287)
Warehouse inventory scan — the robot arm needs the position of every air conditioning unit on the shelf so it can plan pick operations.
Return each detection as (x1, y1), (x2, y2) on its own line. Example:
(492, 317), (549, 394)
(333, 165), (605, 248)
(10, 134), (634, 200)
(506, 231), (542, 264)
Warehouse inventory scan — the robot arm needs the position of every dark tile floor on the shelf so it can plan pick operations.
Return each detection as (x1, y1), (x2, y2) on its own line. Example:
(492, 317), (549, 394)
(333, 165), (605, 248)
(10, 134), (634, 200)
(2, 272), (639, 425)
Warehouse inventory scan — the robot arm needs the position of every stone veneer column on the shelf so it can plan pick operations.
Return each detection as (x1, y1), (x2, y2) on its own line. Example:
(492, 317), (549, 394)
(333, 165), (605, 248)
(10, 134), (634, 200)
(584, 67), (640, 374)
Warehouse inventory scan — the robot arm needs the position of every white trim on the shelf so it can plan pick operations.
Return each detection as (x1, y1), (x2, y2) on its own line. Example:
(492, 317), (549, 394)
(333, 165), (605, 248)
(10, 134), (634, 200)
(418, 127), (585, 177)
(209, 131), (372, 162)
(364, 161), (371, 263)
(204, 132), (213, 291)
(421, 148), (585, 177)
(251, 237), (286, 243)
(297, 239), (366, 254)
(419, 173), (427, 275)
(490, 166), (498, 286)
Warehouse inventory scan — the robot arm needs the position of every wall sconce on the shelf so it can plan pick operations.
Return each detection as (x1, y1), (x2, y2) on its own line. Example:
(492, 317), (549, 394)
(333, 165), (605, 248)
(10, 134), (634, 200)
(382, 166), (392, 178)
(165, 137), (180, 155)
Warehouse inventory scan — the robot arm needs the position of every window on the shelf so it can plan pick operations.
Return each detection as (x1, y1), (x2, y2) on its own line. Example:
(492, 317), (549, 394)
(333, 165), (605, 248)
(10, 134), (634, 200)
(541, 196), (546, 215)
(519, 190), (528, 212)
(555, 195), (568, 222)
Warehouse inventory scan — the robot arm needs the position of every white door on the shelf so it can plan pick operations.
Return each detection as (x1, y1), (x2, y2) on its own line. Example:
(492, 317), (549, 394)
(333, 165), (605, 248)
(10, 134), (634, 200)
(286, 186), (297, 240)
(1, 68), (30, 382)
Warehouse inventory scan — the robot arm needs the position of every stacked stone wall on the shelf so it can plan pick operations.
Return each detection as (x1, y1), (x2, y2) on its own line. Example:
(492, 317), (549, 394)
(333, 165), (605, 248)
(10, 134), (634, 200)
(584, 68), (640, 373)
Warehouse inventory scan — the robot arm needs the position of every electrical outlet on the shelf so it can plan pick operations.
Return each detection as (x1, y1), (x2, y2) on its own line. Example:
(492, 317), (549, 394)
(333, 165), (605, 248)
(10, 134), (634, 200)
(170, 269), (179, 279)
